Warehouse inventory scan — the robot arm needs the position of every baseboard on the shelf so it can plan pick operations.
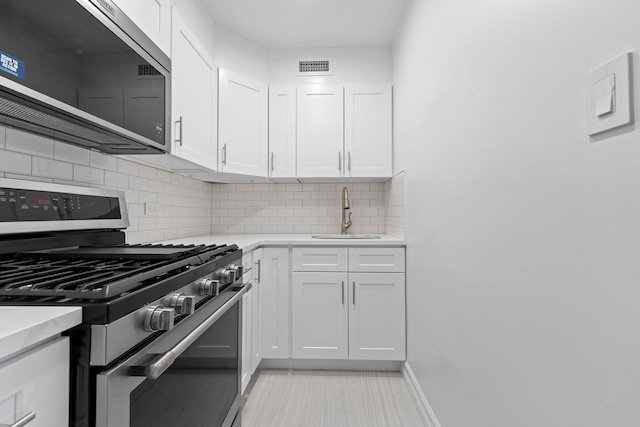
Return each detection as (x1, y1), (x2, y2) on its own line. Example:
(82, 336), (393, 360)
(259, 358), (403, 371)
(401, 362), (442, 427)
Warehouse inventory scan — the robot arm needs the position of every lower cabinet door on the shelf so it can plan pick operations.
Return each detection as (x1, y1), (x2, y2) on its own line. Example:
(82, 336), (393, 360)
(292, 272), (348, 359)
(261, 248), (290, 359)
(0, 337), (69, 427)
(241, 288), (253, 394)
(348, 273), (406, 361)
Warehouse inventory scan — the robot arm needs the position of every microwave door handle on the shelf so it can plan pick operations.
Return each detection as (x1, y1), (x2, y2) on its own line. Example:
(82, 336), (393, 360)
(131, 284), (250, 380)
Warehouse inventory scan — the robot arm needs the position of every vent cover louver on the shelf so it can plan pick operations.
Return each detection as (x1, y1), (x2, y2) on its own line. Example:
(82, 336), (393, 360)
(298, 60), (332, 75)
(138, 64), (161, 76)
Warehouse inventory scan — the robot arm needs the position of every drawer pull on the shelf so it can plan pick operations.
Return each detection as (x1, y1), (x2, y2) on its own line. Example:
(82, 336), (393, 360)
(0, 411), (36, 427)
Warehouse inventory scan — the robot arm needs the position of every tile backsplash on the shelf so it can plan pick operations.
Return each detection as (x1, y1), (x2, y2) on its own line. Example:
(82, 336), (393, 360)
(211, 182), (386, 235)
(0, 124), (406, 241)
(0, 125), (212, 244)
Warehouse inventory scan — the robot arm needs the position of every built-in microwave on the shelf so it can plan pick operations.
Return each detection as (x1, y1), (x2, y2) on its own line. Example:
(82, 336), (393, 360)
(0, 0), (171, 154)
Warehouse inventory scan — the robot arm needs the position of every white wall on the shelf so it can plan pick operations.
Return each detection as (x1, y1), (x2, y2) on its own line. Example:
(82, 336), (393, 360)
(393, 0), (640, 426)
(215, 25), (269, 82)
(269, 47), (391, 85)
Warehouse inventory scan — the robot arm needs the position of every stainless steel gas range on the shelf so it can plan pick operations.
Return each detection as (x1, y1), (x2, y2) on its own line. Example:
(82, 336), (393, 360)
(0, 178), (247, 427)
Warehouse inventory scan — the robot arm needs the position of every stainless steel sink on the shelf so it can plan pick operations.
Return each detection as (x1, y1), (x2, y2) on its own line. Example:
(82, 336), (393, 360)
(311, 234), (382, 239)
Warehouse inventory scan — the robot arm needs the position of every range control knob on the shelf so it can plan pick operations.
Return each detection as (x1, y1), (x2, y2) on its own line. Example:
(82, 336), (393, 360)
(168, 293), (196, 315)
(198, 278), (220, 296)
(144, 306), (175, 332)
(214, 264), (243, 285)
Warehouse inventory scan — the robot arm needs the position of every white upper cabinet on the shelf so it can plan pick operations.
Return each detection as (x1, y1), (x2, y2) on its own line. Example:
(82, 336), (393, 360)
(170, 9), (217, 170)
(297, 84), (393, 179)
(344, 85), (393, 178)
(218, 68), (269, 177)
(268, 86), (297, 178)
(112, 0), (171, 56)
(296, 85), (344, 178)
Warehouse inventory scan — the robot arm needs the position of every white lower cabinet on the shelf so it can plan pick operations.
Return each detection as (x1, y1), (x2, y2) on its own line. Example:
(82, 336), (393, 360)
(290, 247), (406, 362)
(0, 337), (69, 427)
(348, 272), (406, 360)
(260, 248), (290, 359)
(241, 249), (264, 394)
(292, 272), (349, 359)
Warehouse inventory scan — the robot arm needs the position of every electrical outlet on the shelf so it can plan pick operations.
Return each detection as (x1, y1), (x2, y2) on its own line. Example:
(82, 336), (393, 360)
(245, 206), (259, 216)
(145, 202), (159, 216)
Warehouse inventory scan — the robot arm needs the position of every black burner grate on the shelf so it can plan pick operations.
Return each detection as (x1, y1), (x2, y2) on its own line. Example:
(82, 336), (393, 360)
(0, 243), (238, 300)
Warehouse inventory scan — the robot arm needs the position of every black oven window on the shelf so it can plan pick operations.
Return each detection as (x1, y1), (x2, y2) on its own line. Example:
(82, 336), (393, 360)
(129, 303), (239, 427)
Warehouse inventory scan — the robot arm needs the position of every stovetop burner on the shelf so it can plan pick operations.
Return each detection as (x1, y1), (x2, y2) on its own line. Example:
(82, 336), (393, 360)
(0, 243), (238, 300)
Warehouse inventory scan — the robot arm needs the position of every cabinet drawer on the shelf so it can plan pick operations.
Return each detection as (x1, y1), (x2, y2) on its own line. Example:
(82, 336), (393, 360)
(348, 248), (405, 272)
(0, 337), (69, 427)
(292, 247), (348, 272)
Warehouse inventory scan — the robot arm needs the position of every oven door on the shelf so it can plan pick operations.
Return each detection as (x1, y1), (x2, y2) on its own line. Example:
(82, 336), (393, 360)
(95, 285), (249, 427)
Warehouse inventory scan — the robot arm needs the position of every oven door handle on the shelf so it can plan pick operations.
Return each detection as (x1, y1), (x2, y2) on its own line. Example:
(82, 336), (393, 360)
(133, 285), (250, 380)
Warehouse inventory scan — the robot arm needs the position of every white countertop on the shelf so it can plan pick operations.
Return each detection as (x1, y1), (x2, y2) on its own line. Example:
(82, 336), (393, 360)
(161, 233), (406, 252)
(0, 306), (82, 362)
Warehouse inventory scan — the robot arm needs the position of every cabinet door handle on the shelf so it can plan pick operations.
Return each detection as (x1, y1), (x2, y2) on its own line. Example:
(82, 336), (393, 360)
(0, 411), (36, 427)
(341, 281), (345, 305)
(222, 143), (227, 165)
(271, 152), (274, 173)
(338, 151), (342, 172)
(348, 151), (352, 172)
(352, 281), (356, 305)
(175, 116), (183, 146)
(255, 259), (261, 283)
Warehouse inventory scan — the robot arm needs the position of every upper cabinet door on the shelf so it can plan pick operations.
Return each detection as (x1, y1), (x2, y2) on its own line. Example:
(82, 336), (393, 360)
(112, 0), (171, 56)
(268, 85), (297, 178)
(170, 9), (217, 170)
(218, 68), (269, 177)
(344, 85), (393, 178)
(297, 85), (344, 178)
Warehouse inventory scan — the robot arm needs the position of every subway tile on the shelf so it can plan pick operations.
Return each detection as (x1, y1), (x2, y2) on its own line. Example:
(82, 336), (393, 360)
(269, 217), (286, 226)
(277, 225), (295, 233)
(0, 150), (32, 175)
(285, 200), (302, 208)
(105, 170), (129, 188)
(236, 183), (253, 192)
(261, 192), (277, 200)
(253, 183), (270, 192)
(310, 225), (329, 234)
(228, 192), (245, 200)
(138, 165), (158, 181)
(294, 192), (310, 200)
(6, 128), (54, 158)
(219, 200), (236, 209)
(147, 229), (165, 243)
(32, 157), (73, 180)
(260, 226), (278, 233)
(5, 173), (51, 182)
(54, 142), (90, 165)
(90, 151), (118, 171)
(138, 191), (157, 203)
(120, 189), (139, 204)
(157, 169), (173, 184)
(73, 165), (104, 185)
(277, 191), (294, 200)
(0, 125), (5, 149)
(294, 225), (311, 233)
(117, 158), (139, 176)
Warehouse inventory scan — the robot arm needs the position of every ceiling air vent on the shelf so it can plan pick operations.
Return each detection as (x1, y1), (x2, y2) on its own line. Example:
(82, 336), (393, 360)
(297, 59), (332, 76)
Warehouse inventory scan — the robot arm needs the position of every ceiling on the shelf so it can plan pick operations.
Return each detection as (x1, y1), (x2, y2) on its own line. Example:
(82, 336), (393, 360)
(201, 0), (408, 49)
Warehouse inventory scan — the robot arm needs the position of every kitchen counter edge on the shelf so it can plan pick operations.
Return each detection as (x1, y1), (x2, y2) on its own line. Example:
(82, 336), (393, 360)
(0, 306), (82, 362)
(160, 234), (406, 253)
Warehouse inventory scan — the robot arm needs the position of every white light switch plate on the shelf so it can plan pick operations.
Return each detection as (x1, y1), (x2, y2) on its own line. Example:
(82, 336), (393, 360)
(144, 202), (159, 216)
(585, 52), (632, 136)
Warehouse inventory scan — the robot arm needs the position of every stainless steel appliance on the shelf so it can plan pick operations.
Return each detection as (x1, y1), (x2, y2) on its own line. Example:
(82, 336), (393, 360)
(0, 0), (171, 154)
(0, 178), (247, 427)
